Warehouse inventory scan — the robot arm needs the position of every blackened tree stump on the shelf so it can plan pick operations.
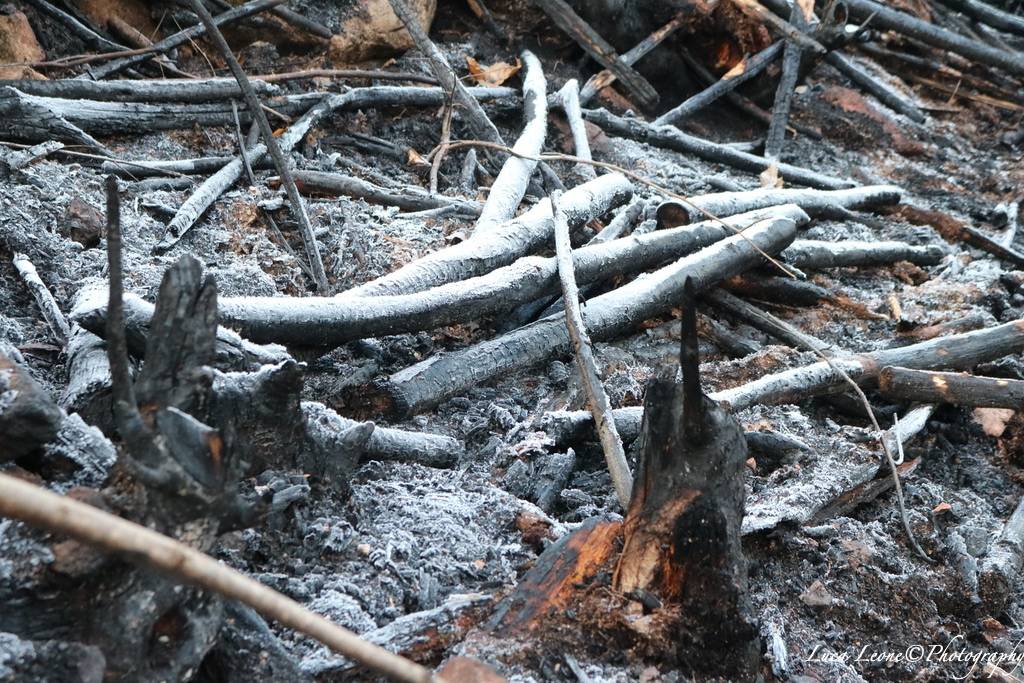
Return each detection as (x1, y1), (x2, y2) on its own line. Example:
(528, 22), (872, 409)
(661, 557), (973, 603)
(614, 280), (759, 676)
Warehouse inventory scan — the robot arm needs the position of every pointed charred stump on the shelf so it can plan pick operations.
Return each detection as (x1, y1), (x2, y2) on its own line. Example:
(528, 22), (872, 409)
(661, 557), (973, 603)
(614, 279), (759, 676)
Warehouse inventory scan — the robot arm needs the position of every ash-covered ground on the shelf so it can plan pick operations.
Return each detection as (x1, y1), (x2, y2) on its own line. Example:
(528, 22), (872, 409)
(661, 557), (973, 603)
(2, 1), (1024, 681)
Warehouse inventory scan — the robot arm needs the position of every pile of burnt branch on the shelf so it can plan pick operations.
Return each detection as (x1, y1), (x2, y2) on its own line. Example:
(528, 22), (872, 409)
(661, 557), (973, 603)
(2, 0), (1024, 680)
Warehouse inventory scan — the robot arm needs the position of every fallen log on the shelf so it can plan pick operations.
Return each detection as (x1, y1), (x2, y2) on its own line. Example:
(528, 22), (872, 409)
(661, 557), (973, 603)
(301, 402), (463, 468)
(824, 52), (927, 124)
(102, 155), (255, 178)
(579, 13), (686, 105)
(70, 285), (291, 371)
(155, 85), (516, 252)
(534, 0), (658, 108)
(0, 87), (110, 152)
(1, 86), (320, 136)
(656, 185), (902, 227)
(653, 42), (785, 126)
(879, 367), (1024, 409)
(59, 326), (114, 433)
(541, 319), (1024, 436)
(370, 212), (800, 416)
(342, 172), (633, 298)
(472, 51), (547, 234)
(0, 78), (281, 102)
(81, 206), (806, 347)
(979, 496), (1024, 612)
(715, 318), (1024, 412)
(583, 108), (855, 190)
(614, 294), (759, 676)
(842, 0), (1024, 78)
(781, 239), (946, 269)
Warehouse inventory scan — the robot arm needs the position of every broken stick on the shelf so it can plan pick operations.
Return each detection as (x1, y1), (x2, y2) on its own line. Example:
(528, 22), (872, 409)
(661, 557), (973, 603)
(472, 51), (547, 234)
(654, 42), (785, 127)
(13, 253), (71, 346)
(0, 473), (439, 683)
(781, 239), (945, 269)
(552, 190), (632, 508)
(584, 108), (855, 190)
(187, 0), (329, 292)
(715, 318), (1024, 412)
(879, 367), (1024, 409)
(655, 185), (903, 225)
(534, 0), (658, 108)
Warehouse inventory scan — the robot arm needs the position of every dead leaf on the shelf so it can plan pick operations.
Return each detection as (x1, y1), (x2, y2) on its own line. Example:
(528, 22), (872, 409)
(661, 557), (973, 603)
(932, 502), (952, 515)
(466, 56), (522, 87)
(406, 148), (431, 167)
(974, 408), (1016, 438)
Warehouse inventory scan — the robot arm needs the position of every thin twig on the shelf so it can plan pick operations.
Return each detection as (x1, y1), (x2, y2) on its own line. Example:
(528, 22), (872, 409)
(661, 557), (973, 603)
(232, 100), (256, 186)
(430, 89), (455, 195)
(0, 140), (189, 179)
(187, 0), (330, 293)
(552, 190), (633, 508)
(0, 473), (439, 683)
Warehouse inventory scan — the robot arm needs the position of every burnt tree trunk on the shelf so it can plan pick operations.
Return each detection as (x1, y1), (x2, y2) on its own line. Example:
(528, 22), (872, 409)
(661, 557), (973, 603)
(614, 280), (759, 676)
